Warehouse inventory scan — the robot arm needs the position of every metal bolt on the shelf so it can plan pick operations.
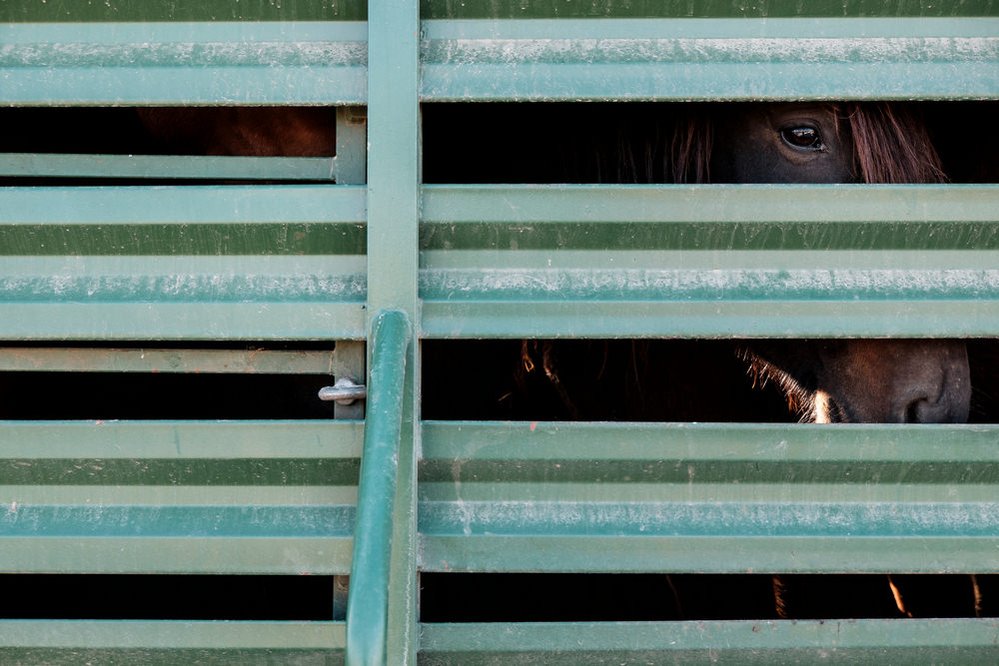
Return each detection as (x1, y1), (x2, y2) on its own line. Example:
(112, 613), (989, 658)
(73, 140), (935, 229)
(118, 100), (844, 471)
(318, 377), (367, 405)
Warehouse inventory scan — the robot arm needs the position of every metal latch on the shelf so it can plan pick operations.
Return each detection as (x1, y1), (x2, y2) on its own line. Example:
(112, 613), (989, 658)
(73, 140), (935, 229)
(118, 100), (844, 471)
(318, 377), (367, 405)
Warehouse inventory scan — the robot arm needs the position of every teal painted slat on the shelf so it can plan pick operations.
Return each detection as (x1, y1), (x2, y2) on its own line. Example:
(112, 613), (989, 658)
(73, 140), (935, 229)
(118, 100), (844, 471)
(420, 619), (999, 665)
(0, 347), (338, 374)
(0, 621), (344, 665)
(0, 185), (364, 234)
(0, 420), (361, 574)
(0, 154), (337, 181)
(5, 0), (997, 21)
(0, 22), (366, 105)
(0, 302), (367, 342)
(418, 422), (999, 573)
(2, 0), (365, 21)
(0, 186), (367, 340)
(419, 184), (999, 338)
(421, 19), (999, 101)
(420, 0), (999, 19)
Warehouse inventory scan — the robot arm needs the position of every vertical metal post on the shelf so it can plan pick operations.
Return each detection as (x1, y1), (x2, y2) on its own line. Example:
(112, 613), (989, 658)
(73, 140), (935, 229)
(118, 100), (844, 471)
(345, 310), (412, 665)
(334, 106), (367, 186)
(346, 0), (421, 663)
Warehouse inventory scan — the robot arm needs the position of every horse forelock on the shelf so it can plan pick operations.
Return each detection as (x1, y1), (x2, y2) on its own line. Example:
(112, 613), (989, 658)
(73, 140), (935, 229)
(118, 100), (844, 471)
(843, 102), (946, 184)
(669, 112), (713, 184)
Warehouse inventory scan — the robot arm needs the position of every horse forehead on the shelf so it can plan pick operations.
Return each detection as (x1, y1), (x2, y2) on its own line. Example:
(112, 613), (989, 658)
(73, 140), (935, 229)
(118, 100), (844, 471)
(732, 103), (839, 130)
(822, 340), (965, 376)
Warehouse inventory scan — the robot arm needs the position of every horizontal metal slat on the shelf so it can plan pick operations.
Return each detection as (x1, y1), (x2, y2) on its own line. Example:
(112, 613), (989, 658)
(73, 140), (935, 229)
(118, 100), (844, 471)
(419, 422), (999, 573)
(0, 420), (361, 574)
(0, 621), (343, 664)
(420, 1), (999, 19)
(420, 619), (999, 664)
(0, 185), (367, 340)
(420, 184), (999, 338)
(0, 347), (339, 374)
(0, 22), (367, 105)
(421, 18), (999, 102)
(0, 154), (338, 181)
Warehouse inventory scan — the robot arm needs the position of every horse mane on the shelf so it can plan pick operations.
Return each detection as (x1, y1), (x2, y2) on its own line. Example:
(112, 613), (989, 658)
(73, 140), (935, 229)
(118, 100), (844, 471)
(844, 102), (946, 184)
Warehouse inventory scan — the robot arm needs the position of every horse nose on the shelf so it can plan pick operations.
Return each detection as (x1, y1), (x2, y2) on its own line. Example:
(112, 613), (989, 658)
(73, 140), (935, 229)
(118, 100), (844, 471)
(896, 362), (971, 424)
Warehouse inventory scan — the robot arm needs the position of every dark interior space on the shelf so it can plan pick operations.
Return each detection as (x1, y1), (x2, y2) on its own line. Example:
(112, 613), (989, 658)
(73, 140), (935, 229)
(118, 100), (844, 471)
(0, 573), (992, 621)
(424, 339), (999, 423)
(420, 573), (999, 622)
(0, 370), (336, 420)
(0, 575), (336, 621)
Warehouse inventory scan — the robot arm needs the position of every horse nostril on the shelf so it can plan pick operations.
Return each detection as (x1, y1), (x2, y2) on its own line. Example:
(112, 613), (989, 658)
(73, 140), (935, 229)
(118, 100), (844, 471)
(904, 399), (928, 424)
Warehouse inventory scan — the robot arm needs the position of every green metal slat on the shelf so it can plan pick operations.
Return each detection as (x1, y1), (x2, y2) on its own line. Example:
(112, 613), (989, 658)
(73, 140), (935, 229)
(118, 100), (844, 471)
(346, 310), (412, 665)
(421, 185), (999, 250)
(0, 185), (367, 340)
(0, 621), (344, 665)
(419, 184), (999, 338)
(0, 185), (364, 238)
(2, 0), (366, 21)
(0, 347), (339, 374)
(0, 302), (367, 342)
(421, 18), (999, 101)
(0, 154), (337, 181)
(420, 300), (999, 339)
(0, 22), (366, 105)
(4, 0), (997, 21)
(0, 420), (361, 574)
(420, 0), (999, 19)
(419, 422), (999, 573)
(419, 619), (999, 664)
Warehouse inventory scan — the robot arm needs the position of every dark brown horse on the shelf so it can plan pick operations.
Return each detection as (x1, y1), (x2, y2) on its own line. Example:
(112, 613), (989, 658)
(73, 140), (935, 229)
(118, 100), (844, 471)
(509, 101), (976, 618)
(644, 102), (974, 618)
(136, 102), (979, 618)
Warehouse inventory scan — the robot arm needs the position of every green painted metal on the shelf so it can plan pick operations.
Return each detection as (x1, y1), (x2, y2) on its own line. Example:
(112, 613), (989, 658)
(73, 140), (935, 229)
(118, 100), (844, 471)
(335, 107), (368, 186)
(2, 1), (365, 22)
(2, 2), (998, 661)
(0, 185), (364, 253)
(420, 184), (999, 338)
(421, 185), (999, 251)
(420, 619), (999, 664)
(419, 422), (999, 574)
(421, 19), (999, 101)
(346, 310), (412, 666)
(0, 347), (338, 374)
(0, 22), (366, 105)
(0, 154), (337, 181)
(0, 421), (361, 574)
(5, 0), (997, 21)
(0, 621), (344, 665)
(361, 0), (422, 661)
(420, 0), (999, 19)
(0, 185), (367, 340)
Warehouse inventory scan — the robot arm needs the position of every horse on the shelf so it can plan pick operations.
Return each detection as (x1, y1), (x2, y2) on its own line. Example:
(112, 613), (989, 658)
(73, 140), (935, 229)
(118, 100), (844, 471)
(500, 101), (977, 618)
(135, 102), (982, 619)
(636, 101), (976, 618)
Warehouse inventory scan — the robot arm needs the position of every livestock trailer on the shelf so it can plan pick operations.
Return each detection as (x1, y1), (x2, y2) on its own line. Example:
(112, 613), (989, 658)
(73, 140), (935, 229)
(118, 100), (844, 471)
(1, 0), (998, 662)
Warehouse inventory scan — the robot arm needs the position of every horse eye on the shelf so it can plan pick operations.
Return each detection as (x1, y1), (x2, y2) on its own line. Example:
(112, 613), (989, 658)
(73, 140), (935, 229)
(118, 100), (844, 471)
(779, 125), (824, 150)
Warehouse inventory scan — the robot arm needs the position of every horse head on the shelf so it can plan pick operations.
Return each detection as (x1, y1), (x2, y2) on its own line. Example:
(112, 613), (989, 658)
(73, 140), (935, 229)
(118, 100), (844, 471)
(676, 102), (969, 424)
